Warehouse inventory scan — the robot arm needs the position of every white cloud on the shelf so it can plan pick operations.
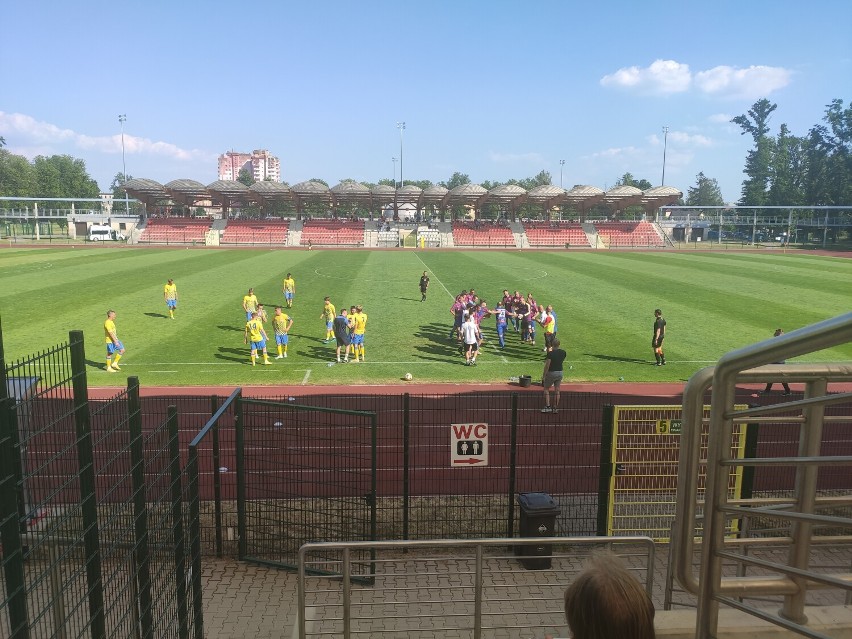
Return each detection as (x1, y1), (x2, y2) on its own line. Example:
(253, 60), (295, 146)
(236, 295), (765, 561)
(708, 113), (733, 123)
(590, 146), (642, 159)
(0, 111), (211, 161)
(600, 59), (691, 94)
(694, 65), (792, 100)
(647, 131), (713, 147)
(600, 61), (792, 99)
(488, 151), (545, 164)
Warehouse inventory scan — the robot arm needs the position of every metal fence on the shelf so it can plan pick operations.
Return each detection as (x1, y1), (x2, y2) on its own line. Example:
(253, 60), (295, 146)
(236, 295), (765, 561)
(0, 326), (200, 639)
(297, 536), (657, 638)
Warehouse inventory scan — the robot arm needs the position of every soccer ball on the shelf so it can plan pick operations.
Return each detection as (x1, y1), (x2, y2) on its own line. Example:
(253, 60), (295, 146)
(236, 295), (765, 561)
(404, 373), (413, 381)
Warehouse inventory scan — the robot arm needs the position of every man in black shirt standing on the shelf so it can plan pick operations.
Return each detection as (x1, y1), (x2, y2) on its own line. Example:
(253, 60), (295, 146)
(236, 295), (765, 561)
(541, 338), (567, 413)
(419, 271), (430, 302)
(653, 309), (666, 366)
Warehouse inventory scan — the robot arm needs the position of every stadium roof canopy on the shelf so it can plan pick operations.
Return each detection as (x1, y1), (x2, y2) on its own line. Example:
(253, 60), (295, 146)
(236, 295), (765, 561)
(122, 177), (682, 218)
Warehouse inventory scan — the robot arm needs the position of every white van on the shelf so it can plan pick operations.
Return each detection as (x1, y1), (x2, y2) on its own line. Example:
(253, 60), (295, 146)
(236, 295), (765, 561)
(89, 224), (125, 241)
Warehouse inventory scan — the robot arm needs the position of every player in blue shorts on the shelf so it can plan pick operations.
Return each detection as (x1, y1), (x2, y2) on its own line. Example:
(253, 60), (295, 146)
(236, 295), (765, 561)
(272, 306), (293, 358)
(244, 311), (271, 366)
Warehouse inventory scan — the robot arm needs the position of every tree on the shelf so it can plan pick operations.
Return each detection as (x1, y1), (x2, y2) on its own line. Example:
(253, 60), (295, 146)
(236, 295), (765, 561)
(0, 149), (36, 197)
(110, 172), (133, 199)
(615, 172), (653, 190)
(237, 168), (255, 186)
(32, 155), (99, 198)
(768, 124), (805, 206)
(440, 172), (471, 190)
(732, 98), (777, 206)
(685, 172), (725, 207)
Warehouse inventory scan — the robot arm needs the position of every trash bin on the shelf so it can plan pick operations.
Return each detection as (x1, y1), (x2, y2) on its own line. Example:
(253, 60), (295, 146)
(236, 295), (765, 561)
(516, 492), (560, 570)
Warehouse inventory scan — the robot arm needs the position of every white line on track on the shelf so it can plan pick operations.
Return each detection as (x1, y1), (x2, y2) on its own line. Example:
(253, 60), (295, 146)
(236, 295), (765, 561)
(106, 359), (718, 367)
(301, 369), (312, 385)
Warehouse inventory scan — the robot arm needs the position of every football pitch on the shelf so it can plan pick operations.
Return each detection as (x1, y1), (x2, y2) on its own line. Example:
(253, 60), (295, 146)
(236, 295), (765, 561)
(1, 246), (850, 387)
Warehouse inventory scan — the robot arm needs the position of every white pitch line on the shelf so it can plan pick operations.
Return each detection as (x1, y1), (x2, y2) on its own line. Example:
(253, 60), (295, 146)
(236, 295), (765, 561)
(413, 252), (454, 300)
(301, 369), (312, 385)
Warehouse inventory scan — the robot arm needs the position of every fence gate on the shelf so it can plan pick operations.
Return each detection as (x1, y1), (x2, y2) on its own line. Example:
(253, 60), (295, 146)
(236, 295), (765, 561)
(236, 398), (377, 577)
(604, 404), (747, 542)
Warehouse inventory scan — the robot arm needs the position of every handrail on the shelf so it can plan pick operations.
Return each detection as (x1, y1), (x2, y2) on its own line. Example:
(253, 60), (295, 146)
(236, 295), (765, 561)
(298, 536), (656, 639)
(674, 311), (852, 639)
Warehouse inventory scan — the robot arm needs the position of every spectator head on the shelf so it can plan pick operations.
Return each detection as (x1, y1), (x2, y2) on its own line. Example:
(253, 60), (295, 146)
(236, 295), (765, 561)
(774, 328), (783, 337)
(563, 551), (655, 639)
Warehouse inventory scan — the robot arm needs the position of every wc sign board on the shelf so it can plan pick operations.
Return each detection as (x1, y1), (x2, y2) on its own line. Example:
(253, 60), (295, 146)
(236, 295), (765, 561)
(451, 422), (488, 466)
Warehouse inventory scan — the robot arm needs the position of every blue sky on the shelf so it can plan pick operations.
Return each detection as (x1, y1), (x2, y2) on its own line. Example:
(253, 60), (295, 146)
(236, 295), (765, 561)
(2, 1), (850, 202)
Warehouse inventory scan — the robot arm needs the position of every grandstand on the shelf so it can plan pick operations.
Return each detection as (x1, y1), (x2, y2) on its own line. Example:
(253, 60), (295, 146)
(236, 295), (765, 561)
(137, 217), (211, 244)
(300, 219), (365, 246)
(524, 221), (590, 247)
(594, 220), (666, 247)
(451, 221), (515, 247)
(220, 219), (290, 245)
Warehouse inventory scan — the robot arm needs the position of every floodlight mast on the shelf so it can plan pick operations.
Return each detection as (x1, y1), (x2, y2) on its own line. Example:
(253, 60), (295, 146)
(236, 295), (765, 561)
(396, 122), (405, 188)
(119, 114), (129, 215)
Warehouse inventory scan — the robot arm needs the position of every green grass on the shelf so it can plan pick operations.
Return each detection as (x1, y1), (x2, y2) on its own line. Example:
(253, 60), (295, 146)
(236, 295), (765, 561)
(1, 247), (850, 386)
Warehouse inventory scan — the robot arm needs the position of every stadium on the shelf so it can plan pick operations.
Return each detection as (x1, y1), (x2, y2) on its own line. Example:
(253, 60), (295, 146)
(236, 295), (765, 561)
(1, 191), (851, 639)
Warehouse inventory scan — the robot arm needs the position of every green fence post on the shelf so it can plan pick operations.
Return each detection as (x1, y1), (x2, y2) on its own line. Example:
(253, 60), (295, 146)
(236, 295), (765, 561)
(402, 393), (410, 542)
(69, 329), (106, 639)
(596, 404), (615, 536)
(127, 376), (154, 639)
(507, 393), (518, 541)
(187, 444), (204, 639)
(166, 405), (190, 639)
(210, 395), (223, 558)
(235, 396), (247, 560)
(0, 317), (30, 638)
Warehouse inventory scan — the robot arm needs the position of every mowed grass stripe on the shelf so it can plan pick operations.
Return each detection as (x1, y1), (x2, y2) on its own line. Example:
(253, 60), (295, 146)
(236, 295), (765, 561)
(1, 248), (849, 386)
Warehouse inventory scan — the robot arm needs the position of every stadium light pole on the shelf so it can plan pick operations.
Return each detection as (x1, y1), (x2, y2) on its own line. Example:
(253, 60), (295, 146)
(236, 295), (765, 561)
(661, 126), (669, 186)
(559, 159), (565, 188)
(396, 121), (405, 188)
(119, 114), (129, 214)
(392, 156), (397, 187)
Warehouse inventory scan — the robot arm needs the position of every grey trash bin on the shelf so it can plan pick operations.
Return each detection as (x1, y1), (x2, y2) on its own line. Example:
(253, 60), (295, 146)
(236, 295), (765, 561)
(516, 492), (560, 570)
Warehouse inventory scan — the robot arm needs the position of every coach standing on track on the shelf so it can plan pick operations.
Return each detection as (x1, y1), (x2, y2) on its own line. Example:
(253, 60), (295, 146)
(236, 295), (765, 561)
(541, 338), (566, 413)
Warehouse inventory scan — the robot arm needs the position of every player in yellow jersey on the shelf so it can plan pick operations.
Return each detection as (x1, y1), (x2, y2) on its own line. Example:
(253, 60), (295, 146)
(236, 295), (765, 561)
(282, 273), (296, 308)
(104, 310), (125, 372)
(163, 278), (178, 319)
(319, 296), (336, 342)
(272, 306), (294, 358)
(244, 311), (271, 366)
(242, 288), (258, 321)
(351, 305), (368, 362)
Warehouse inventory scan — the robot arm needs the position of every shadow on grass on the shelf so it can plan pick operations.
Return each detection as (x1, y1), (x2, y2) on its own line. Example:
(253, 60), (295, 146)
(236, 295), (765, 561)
(216, 325), (243, 332)
(584, 352), (651, 364)
(144, 312), (168, 319)
(86, 358), (109, 371)
(215, 347), (248, 363)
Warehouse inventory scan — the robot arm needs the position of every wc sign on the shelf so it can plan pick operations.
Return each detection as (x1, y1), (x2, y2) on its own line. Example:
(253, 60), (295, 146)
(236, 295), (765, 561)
(451, 422), (488, 467)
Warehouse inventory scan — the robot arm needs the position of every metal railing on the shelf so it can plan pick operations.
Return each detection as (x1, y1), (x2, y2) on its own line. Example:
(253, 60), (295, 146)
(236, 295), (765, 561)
(297, 536), (655, 638)
(675, 312), (852, 639)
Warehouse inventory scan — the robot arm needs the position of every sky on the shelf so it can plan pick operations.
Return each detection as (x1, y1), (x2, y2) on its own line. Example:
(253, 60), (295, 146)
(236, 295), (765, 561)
(2, 1), (850, 203)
